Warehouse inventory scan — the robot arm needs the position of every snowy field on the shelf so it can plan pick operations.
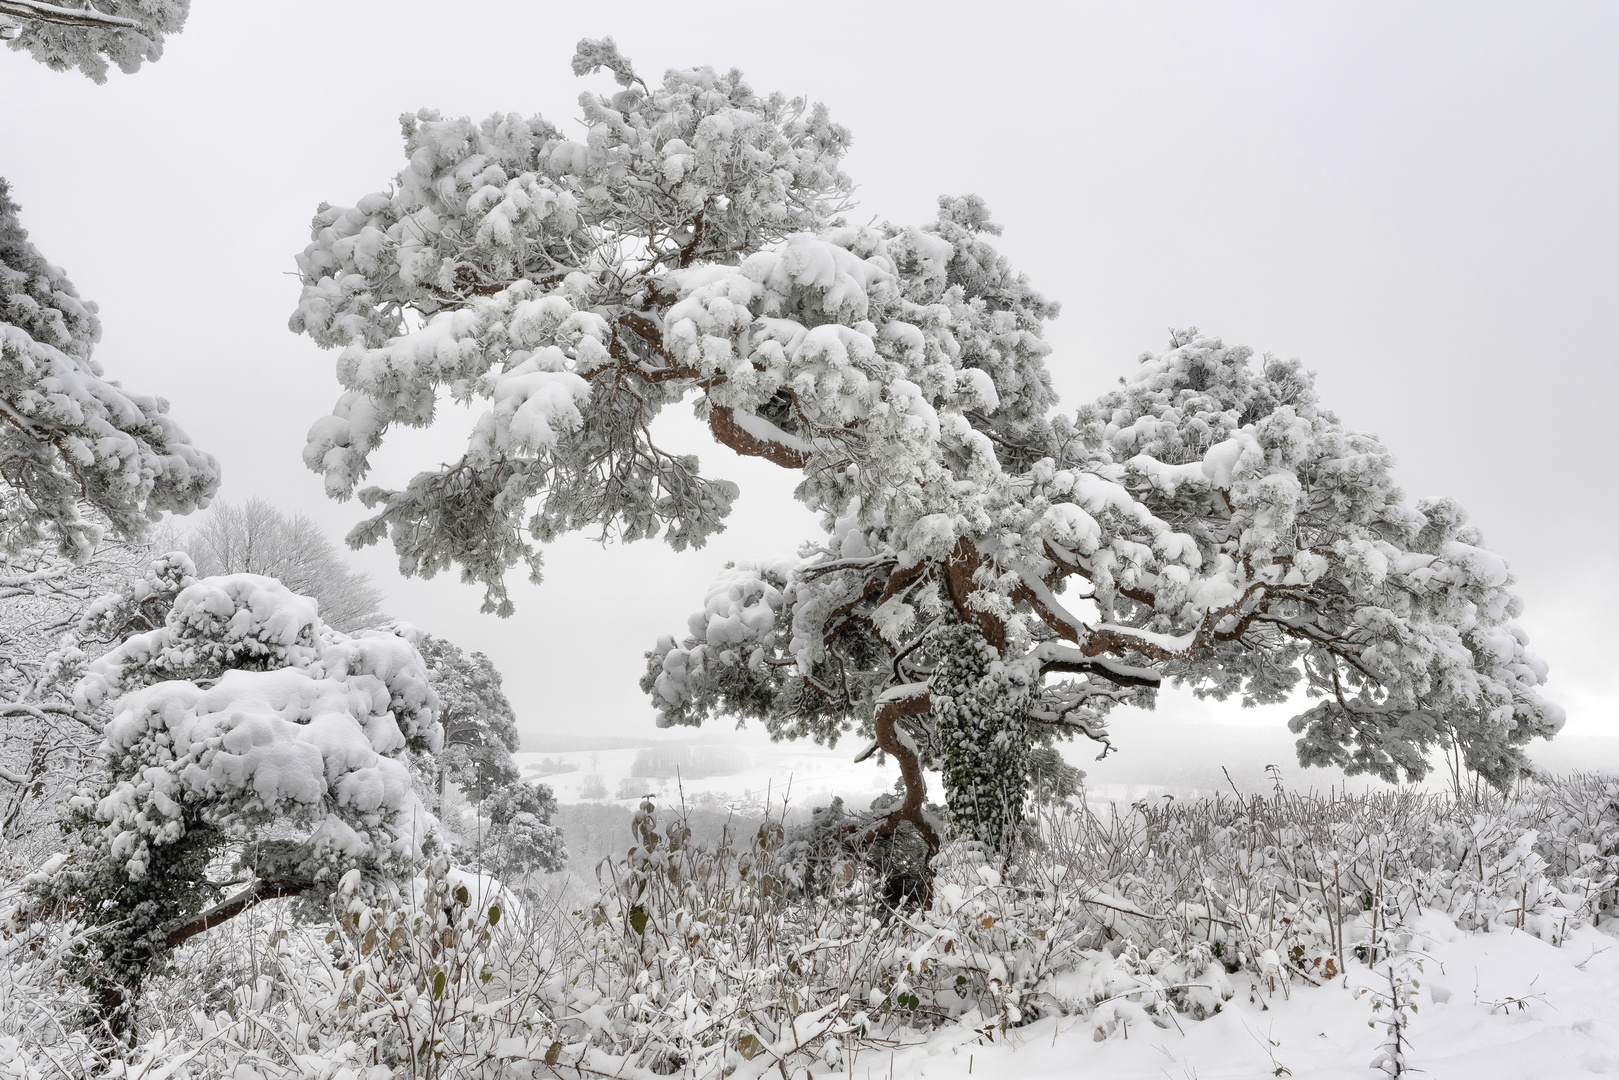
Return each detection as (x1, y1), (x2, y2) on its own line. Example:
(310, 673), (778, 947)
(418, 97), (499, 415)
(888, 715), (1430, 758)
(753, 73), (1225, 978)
(517, 724), (1619, 817)
(515, 740), (897, 815)
(837, 913), (1619, 1079)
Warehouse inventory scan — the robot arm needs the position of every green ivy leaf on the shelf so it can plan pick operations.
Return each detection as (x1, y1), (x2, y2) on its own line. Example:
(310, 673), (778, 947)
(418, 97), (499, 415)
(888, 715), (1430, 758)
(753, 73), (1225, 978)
(432, 969), (447, 998)
(488, 903), (501, 926)
(629, 905), (649, 936)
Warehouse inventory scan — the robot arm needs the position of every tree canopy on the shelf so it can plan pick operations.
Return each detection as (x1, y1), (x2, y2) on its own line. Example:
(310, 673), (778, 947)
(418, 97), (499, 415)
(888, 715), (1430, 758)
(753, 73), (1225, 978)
(0, 178), (219, 562)
(290, 38), (1561, 852)
(178, 496), (386, 632)
(1, 0), (190, 83)
(414, 631), (566, 880)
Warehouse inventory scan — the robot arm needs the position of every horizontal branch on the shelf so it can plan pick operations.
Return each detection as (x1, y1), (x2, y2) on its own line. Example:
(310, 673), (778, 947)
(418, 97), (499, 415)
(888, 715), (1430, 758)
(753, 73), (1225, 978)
(0, 0), (141, 29)
(164, 878), (308, 949)
(708, 405), (811, 468)
(1032, 642), (1161, 688)
(0, 700), (104, 734)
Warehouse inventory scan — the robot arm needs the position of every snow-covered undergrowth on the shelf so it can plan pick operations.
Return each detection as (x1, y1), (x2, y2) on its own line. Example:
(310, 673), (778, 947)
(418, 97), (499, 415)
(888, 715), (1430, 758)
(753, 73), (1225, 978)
(5, 775), (1619, 1078)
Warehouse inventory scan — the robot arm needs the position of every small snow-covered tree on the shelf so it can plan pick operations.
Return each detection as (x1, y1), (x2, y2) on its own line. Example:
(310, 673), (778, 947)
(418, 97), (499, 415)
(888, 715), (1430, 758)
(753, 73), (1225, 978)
(41, 559), (441, 1032)
(290, 40), (1561, 861)
(415, 632), (565, 880)
(178, 496), (385, 631)
(0, 0), (190, 83)
(0, 178), (218, 562)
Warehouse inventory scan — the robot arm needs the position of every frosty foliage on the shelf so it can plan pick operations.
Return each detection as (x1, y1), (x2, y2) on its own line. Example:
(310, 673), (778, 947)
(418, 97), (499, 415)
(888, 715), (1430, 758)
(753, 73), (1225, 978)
(1, 0), (190, 83)
(37, 558), (443, 1021)
(0, 540), (153, 840)
(648, 331), (1564, 840)
(39, 775), (1619, 1078)
(930, 622), (1032, 852)
(290, 38), (853, 614)
(414, 632), (566, 881)
(0, 179), (218, 562)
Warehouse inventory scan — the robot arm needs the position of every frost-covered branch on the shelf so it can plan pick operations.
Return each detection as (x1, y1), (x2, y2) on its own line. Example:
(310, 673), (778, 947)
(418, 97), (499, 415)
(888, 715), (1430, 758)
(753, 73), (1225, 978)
(0, 1), (140, 30)
(1, 1), (190, 82)
(1, 180), (218, 561)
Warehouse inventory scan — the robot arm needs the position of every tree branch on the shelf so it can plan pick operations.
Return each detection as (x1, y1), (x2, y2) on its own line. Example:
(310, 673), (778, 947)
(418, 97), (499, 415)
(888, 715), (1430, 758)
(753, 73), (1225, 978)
(0, 0), (141, 29)
(855, 684), (941, 854)
(708, 405), (812, 469)
(163, 878), (308, 949)
(0, 700), (104, 734)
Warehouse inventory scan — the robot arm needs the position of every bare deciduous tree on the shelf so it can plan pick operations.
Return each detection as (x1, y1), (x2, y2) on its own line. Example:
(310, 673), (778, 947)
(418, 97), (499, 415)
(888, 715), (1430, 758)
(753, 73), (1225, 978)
(176, 497), (385, 632)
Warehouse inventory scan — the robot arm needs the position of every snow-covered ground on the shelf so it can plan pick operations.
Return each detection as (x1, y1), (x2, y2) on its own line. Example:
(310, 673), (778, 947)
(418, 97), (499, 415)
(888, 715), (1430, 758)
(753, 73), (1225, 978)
(844, 913), (1619, 1079)
(516, 737), (1619, 1078)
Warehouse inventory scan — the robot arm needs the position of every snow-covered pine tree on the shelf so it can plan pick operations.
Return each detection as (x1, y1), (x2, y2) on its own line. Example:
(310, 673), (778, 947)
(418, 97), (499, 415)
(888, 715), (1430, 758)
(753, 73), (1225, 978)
(0, 178), (218, 562)
(290, 40), (1561, 861)
(0, 0), (190, 82)
(39, 556), (440, 1033)
(1, 176), (217, 848)
(414, 632), (565, 881)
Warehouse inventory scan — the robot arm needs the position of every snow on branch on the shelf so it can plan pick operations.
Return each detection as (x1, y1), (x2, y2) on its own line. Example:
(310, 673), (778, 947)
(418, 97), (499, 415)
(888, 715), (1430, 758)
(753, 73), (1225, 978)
(0, 1), (140, 30)
(1, 1), (188, 81)
(58, 569), (443, 991)
(1, 181), (219, 558)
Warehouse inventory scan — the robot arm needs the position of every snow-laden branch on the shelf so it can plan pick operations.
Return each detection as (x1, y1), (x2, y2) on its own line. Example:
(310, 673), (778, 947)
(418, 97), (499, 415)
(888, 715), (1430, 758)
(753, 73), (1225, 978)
(0, 700), (103, 733)
(0, 1), (140, 30)
(163, 878), (309, 949)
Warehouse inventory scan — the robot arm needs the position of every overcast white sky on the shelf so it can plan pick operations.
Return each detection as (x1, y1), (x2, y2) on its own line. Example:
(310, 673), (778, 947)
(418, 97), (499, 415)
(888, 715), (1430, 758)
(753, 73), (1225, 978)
(3, 2), (1615, 756)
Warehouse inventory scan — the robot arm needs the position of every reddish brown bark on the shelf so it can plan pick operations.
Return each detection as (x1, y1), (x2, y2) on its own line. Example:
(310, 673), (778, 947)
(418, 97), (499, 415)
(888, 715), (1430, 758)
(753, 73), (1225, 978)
(707, 405), (812, 469)
(857, 687), (941, 854)
(942, 537), (1007, 654)
(163, 878), (308, 949)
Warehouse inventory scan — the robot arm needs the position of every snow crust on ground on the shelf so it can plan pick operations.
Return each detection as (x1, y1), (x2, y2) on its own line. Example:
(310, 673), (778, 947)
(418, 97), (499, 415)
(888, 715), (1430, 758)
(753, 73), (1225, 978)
(846, 913), (1619, 1079)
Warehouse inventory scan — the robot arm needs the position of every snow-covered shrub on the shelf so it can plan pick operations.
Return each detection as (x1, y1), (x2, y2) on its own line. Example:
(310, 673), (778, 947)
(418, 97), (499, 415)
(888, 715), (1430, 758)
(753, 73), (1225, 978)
(14, 774), (1619, 1075)
(68, 855), (556, 1078)
(34, 569), (443, 1032)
